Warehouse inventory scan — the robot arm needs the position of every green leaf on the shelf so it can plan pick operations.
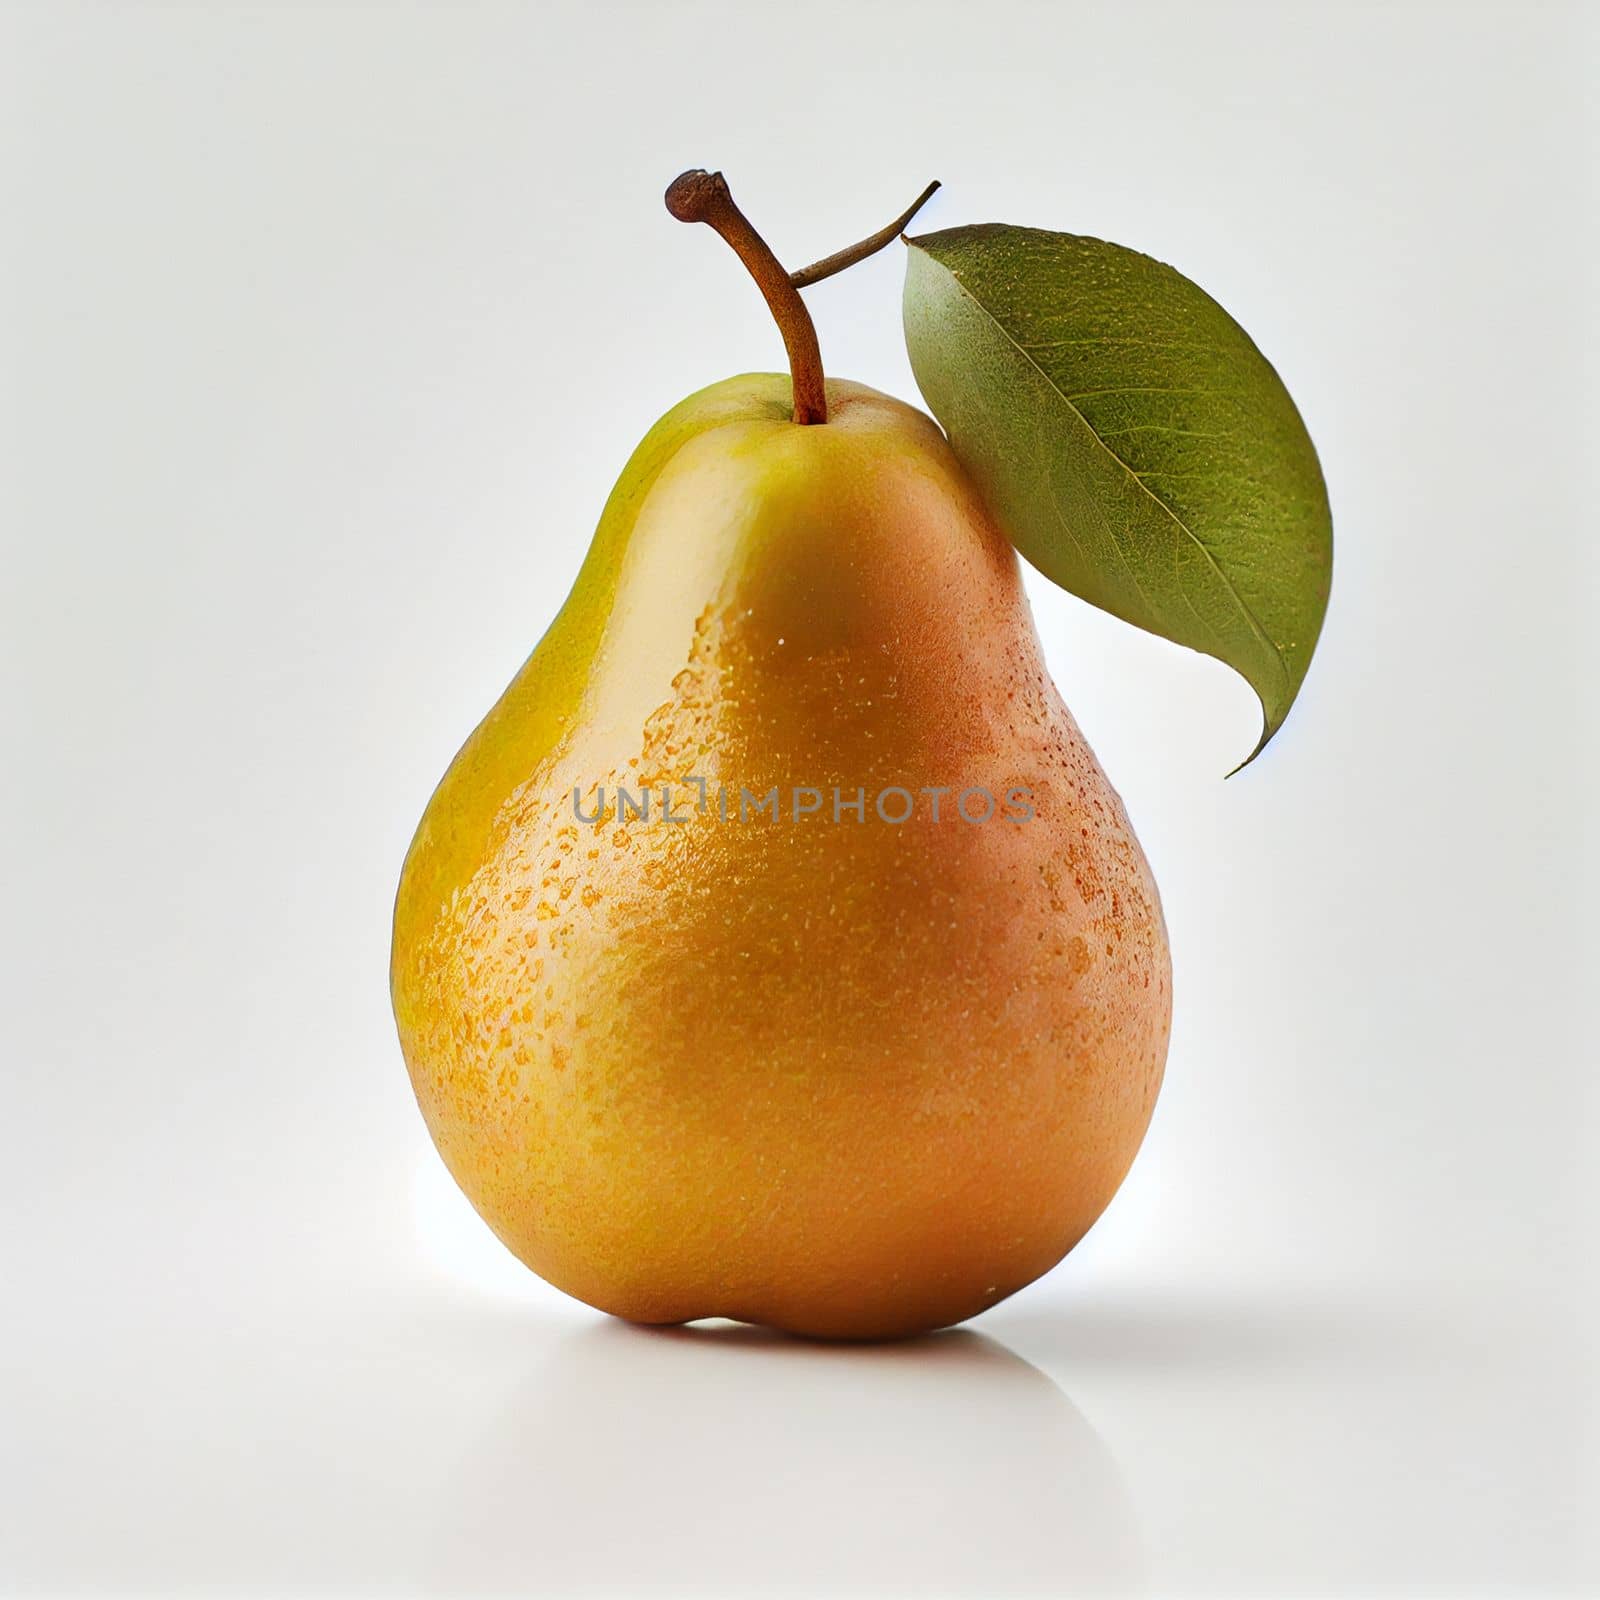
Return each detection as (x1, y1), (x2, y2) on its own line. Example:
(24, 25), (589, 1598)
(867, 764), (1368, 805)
(903, 225), (1332, 768)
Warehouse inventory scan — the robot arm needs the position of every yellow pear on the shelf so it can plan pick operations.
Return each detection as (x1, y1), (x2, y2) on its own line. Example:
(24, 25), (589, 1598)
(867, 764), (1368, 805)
(391, 174), (1171, 1339)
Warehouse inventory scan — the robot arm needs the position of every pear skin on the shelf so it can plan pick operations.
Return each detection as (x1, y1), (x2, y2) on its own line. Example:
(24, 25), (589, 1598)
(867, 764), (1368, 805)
(392, 375), (1171, 1339)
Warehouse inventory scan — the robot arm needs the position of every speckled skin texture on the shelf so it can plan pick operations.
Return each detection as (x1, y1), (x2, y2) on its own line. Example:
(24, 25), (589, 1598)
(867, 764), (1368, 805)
(392, 375), (1171, 1339)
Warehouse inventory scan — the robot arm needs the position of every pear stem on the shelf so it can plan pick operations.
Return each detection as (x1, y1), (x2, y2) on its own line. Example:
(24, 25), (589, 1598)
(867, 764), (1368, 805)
(789, 181), (941, 288)
(665, 170), (828, 426)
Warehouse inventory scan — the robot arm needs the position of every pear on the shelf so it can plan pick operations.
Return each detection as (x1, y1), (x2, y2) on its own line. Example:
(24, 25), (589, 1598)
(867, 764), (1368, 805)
(391, 175), (1171, 1339)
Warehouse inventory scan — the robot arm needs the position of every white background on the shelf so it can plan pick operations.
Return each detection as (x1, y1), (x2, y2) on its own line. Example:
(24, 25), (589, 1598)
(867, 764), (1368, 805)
(2, 2), (1595, 1594)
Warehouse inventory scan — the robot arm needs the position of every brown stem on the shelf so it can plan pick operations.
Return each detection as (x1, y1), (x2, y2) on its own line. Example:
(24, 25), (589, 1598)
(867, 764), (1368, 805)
(665, 170), (827, 426)
(789, 181), (942, 288)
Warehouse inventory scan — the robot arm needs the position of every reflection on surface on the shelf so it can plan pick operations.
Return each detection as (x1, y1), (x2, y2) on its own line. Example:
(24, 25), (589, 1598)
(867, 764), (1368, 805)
(429, 1318), (1142, 1595)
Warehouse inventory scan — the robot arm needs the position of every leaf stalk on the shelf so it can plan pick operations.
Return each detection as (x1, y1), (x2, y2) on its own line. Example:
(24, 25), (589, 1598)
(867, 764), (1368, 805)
(789, 181), (941, 288)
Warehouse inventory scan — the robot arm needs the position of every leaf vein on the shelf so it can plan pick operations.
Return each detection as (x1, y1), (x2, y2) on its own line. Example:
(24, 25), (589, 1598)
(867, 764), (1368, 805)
(1060, 385), (1220, 403)
(1017, 338), (1234, 357)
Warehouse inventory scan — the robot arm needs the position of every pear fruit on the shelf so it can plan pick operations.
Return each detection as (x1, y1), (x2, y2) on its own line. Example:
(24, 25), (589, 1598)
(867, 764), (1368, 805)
(391, 175), (1171, 1339)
